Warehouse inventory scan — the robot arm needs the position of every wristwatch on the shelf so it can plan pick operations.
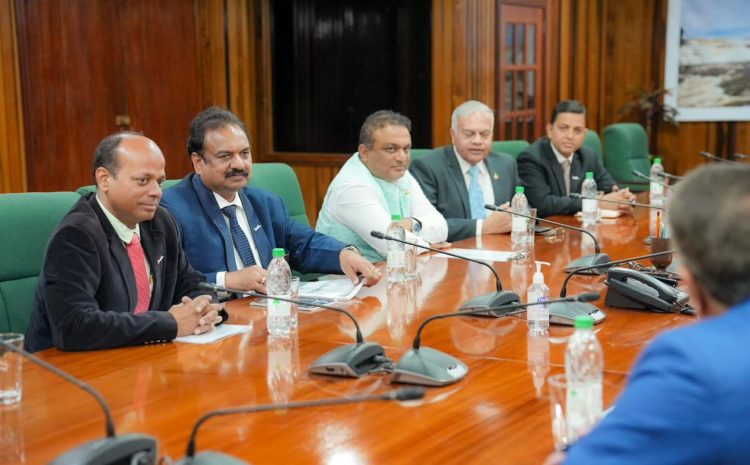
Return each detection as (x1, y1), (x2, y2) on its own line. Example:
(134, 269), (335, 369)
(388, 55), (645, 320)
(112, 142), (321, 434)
(341, 245), (362, 256)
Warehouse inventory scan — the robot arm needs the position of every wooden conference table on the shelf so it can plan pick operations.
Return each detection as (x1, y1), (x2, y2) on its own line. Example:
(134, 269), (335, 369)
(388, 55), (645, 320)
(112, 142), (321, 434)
(10, 206), (695, 465)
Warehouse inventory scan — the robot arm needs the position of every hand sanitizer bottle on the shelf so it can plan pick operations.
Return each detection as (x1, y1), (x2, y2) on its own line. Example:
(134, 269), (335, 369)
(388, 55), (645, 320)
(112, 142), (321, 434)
(527, 261), (551, 335)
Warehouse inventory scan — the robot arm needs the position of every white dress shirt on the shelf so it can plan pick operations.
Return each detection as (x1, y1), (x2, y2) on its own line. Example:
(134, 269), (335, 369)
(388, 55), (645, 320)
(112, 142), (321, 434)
(213, 192), (262, 287)
(454, 148), (495, 236)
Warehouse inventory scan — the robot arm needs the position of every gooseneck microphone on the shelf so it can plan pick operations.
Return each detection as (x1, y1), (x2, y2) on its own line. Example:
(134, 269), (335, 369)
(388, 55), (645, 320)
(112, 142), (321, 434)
(0, 340), (157, 465)
(631, 170), (675, 190)
(391, 292), (601, 386)
(699, 151), (739, 164)
(484, 204), (611, 274)
(559, 250), (675, 297)
(197, 282), (390, 378)
(734, 152), (749, 160)
(175, 387), (425, 465)
(568, 193), (666, 210)
(370, 231), (520, 312)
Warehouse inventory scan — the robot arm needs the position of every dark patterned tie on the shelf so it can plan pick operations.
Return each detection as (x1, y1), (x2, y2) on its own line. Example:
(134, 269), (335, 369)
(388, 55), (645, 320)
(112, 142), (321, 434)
(222, 205), (256, 268)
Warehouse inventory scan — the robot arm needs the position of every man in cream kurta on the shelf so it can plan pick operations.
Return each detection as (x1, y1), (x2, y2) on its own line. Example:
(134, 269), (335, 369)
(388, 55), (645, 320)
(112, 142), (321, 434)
(316, 110), (448, 262)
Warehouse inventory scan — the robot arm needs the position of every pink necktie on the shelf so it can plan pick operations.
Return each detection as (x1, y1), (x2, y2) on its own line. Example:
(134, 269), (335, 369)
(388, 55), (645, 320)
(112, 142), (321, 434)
(126, 234), (151, 314)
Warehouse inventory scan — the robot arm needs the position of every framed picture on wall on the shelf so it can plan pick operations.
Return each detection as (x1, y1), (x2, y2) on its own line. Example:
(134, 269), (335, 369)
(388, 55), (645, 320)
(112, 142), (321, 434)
(664, 0), (750, 121)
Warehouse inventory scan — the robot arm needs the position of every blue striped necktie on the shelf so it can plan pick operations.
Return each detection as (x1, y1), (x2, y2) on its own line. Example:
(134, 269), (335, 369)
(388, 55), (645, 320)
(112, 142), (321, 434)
(468, 164), (487, 219)
(222, 205), (256, 268)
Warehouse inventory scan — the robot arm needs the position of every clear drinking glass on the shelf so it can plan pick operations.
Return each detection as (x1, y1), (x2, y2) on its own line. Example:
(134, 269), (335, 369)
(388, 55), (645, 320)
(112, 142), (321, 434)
(0, 333), (24, 406)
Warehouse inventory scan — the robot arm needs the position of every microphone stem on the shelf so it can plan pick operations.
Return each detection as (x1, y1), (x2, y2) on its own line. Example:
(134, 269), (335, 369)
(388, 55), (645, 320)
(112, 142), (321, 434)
(0, 341), (116, 438)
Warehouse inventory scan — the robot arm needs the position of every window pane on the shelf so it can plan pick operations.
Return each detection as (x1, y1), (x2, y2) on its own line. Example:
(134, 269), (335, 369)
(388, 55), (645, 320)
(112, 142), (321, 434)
(517, 117), (525, 140)
(526, 71), (535, 108)
(528, 117), (535, 140)
(504, 119), (513, 140)
(505, 71), (513, 111)
(505, 24), (515, 64)
(516, 71), (525, 110)
(527, 25), (536, 64)
(515, 24), (525, 64)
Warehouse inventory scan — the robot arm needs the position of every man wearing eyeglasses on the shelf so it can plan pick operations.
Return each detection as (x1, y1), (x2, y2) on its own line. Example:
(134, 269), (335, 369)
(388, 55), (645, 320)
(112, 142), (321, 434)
(517, 100), (635, 218)
(161, 107), (381, 295)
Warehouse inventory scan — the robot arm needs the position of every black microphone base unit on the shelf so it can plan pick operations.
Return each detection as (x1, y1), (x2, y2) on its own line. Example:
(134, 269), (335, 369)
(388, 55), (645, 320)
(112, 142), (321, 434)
(50, 434), (157, 465)
(391, 347), (469, 386)
(308, 342), (389, 378)
(458, 291), (521, 316)
(174, 451), (250, 465)
(564, 253), (612, 274)
(549, 301), (606, 326)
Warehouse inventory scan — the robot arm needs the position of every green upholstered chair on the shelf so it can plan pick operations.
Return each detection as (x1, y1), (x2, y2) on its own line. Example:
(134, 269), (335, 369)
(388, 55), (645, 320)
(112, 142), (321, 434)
(75, 178), (182, 195)
(249, 163), (310, 226)
(0, 192), (80, 333)
(409, 148), (432, 165)
(583, 130), (604, 163)
(491, 140), (530, 158)
(602, 123), (652, 192)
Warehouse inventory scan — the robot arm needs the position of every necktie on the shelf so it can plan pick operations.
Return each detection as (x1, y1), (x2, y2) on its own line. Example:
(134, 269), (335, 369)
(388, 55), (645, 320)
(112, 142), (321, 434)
(222, 205), (256, 268)
(562, 159), (571, 196)
(126, 233), (150, 314)
(468, 165), (487, 219)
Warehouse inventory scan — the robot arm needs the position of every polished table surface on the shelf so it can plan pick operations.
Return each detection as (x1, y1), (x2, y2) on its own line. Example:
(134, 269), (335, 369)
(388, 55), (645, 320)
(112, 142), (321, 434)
(9, 205), (695, 464)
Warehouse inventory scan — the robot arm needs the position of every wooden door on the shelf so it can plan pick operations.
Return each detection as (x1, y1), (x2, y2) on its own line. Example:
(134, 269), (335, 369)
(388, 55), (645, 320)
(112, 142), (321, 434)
(15, 0), (219, 192)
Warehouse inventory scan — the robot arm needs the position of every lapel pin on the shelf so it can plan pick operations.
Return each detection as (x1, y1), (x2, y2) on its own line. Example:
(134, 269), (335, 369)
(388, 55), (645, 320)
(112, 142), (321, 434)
(493, 172), (500, 181)
(157, 256), (164, 264)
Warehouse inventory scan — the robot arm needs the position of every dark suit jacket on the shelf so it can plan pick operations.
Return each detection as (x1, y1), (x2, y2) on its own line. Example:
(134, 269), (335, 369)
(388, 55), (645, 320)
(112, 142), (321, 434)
(25, 194), (210, 352)
(410, 145), (520, 242)
(517, 137), (616, 218)
(161, 174), (345, 283)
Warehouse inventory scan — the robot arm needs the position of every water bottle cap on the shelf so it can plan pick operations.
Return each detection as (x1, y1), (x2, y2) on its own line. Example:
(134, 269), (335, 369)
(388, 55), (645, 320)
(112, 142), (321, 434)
(515, 186), (525, 194)
(391, 214), (402, 221)
(574, 315), (594, 329)
(654, 157), (662, 164)
(585, 171), (594, 179)
(272, 248), (286, 257)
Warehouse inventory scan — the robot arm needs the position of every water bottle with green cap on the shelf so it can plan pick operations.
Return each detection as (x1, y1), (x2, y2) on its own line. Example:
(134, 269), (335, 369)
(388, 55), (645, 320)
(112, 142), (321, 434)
(564, 314), (603, 442)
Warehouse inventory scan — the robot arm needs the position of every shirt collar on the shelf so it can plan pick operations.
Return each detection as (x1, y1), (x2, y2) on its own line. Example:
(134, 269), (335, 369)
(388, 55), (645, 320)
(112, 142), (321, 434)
(95, 194), (141, 244)
(550, 142), (573, 165)
(213, 192), (244, 211)
(453, 146), (485, 175)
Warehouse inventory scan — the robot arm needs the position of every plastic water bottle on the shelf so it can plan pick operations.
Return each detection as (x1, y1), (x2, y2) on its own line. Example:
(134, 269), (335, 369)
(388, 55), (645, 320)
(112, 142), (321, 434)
(526, 261), (550, 335)
(649, 158), (665, 238)
(266, 248), (293, 336)
(510, 186), (529, 248)
(386, 214), (407, 282)
(649, 157), (665, 201)
(581, 172), (598, 226)
(565, 315), (604, 442)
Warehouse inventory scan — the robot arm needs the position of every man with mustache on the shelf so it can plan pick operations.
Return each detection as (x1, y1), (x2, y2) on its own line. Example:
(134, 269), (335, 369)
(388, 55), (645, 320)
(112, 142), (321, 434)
(161, 107), (380, 294)
(316, 110), (448, 262)
(25, 133), (223, 352)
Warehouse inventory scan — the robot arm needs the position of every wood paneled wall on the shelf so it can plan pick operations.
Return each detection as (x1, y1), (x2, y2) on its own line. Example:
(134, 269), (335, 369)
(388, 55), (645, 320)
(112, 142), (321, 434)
(1, 0), (748, 228)
(0, 0), (25, 192)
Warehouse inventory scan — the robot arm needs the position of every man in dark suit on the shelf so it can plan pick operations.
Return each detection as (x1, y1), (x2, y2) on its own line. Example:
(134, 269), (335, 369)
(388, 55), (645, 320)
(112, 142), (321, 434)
(161, 107), (380, 294)
(410, 100), (520, 242)
(545, 164), (750, 465)
(517, 100), (635, 218)
(25, 133), (223, 352)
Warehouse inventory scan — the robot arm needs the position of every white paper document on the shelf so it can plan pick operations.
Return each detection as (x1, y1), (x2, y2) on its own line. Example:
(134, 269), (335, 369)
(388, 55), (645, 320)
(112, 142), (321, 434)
(174, 324), (250, 344)
(298, 278), (365, 301)
(444, 248), (519, 262)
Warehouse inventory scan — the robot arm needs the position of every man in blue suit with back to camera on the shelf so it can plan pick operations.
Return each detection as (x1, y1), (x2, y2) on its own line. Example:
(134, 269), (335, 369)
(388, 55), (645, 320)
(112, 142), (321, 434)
(161, 107), (381, 295)
(410, 100), (520, 242)
(545, 163), (750, 465)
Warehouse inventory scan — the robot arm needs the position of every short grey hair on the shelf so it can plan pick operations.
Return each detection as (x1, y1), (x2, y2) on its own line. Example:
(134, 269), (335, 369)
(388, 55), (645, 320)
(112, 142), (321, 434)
(669, 164), (750, 307)
(451, 100), (495, 131)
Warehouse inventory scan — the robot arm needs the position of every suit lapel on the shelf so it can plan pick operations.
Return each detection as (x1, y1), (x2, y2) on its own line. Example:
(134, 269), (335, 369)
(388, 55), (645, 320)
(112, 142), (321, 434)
(139, 221), (165, 310)
(192, 175), (238, 271)
(90, 197), (137, 312)
(543, 140), (567, 196)
(569, 152), (584, 194)
(445, 146), (471, 217)
(239, 191), (271, 268)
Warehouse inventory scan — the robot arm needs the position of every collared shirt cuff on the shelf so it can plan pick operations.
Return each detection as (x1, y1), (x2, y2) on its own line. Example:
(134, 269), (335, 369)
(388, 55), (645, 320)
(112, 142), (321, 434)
(475, 219), (483, 236)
